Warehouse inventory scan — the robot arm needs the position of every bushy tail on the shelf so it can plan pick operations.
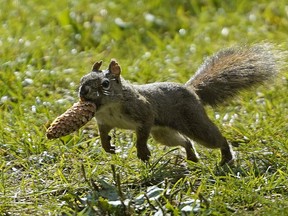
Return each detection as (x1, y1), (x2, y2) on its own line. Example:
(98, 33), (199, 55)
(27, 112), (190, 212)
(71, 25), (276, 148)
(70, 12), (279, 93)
(186, 44), (285, 106)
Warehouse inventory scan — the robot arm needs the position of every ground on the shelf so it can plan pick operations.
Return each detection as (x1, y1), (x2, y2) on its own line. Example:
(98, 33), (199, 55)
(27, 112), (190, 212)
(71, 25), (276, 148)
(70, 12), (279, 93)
(0, 0), (287, 215)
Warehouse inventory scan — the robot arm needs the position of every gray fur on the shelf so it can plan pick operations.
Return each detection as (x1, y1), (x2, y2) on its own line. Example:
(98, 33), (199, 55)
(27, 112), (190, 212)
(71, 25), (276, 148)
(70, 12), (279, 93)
(78, 44), (284, 165)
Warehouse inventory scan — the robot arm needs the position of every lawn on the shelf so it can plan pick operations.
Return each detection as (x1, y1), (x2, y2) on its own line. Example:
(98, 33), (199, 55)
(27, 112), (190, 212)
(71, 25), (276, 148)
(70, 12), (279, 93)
(0, 0), (287, 215)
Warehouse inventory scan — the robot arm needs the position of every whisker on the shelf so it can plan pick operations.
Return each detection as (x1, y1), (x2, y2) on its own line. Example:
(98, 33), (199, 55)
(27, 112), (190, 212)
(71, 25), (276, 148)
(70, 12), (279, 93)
(103, 90), (111, 96)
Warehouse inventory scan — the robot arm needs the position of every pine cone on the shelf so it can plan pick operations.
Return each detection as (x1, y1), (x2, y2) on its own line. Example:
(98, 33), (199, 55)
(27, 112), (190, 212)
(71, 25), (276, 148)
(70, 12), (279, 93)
(46, 101), (96, 139)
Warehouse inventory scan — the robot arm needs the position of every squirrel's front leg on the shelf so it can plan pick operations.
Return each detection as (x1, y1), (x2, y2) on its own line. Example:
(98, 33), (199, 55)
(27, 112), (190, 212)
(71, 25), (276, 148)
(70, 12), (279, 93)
(98, 124), (116, 154)
(135, 126), (151, 161)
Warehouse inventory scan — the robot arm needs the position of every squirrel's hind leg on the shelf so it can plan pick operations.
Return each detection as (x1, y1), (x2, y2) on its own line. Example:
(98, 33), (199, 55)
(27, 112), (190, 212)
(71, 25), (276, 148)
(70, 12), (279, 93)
(151, 127), (199, 162)
(180, 116), (234, 166)
(174, 104), (234, 165)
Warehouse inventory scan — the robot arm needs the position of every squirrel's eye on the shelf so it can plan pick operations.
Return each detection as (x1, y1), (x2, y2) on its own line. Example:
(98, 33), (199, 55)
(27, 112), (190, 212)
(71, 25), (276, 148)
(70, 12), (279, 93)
(101, 79), (110, 90)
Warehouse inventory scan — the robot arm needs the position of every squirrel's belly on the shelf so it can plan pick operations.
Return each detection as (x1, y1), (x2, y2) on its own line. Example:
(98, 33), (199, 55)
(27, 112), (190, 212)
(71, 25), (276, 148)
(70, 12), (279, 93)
(95, 110), (139, 130)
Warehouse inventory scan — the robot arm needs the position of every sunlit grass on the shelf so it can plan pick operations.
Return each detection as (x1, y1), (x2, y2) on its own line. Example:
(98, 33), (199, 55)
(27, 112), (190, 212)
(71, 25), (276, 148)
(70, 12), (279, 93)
(0, 0), (287, 215)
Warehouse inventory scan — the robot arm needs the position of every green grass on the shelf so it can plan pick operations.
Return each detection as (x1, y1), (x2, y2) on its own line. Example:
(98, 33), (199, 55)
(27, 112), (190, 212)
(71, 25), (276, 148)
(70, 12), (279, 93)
(0, 0), (287, 215)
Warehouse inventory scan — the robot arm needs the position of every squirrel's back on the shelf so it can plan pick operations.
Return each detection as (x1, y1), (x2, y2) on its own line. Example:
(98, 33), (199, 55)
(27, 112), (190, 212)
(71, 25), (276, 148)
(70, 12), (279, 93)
(186, 44), (284, 106)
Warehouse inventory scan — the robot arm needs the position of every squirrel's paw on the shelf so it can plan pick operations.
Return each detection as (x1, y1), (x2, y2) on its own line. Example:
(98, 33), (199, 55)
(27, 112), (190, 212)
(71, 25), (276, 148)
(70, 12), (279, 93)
(220, 143), (234, 166)
(103, 145), (116, 154)
(137, 148), (151, 162)
(219, 156), (234, 166)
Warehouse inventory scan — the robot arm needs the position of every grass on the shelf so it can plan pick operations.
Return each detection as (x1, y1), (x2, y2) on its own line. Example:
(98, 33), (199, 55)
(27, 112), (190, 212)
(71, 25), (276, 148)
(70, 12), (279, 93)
(0, 0), (287, 215)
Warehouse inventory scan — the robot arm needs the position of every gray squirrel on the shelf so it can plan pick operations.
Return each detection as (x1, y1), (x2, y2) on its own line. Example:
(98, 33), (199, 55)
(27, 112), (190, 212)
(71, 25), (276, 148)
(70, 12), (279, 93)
(78, 44), (283, 165)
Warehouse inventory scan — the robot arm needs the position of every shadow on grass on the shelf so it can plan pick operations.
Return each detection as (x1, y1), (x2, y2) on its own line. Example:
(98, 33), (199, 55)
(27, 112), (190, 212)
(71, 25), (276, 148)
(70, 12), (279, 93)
(60, 148), (205, 215)
(59, 146), (287, 215)
(213, 150), (285, 179)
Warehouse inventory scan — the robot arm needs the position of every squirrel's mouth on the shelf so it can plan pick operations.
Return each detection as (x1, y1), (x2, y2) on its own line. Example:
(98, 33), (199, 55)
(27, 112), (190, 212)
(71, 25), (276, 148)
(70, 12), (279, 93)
(79, 97), (86, 102)
(79, 96), (100, 108)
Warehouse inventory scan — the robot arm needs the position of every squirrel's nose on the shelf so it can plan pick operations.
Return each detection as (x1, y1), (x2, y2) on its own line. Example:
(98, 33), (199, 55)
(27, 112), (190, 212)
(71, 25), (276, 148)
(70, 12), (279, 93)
(79, 85), (90, 97)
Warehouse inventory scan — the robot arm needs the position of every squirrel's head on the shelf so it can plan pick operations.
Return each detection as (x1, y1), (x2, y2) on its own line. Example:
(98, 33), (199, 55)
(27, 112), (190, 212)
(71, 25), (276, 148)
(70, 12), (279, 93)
(78, 59), (122, 103)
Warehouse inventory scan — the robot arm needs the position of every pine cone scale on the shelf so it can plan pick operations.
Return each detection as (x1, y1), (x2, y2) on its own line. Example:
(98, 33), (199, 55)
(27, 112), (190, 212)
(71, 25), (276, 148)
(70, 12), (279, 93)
(46, 101), (96, 139)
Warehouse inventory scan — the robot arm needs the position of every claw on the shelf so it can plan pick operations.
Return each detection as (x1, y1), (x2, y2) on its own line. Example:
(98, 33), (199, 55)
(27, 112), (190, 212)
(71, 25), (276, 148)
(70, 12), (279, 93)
(104, 145), (116, 154)
(137, 148), (151, 162)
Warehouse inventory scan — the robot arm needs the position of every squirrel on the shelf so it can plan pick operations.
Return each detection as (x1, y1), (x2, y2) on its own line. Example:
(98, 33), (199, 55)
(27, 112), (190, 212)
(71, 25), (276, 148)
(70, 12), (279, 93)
(78, 44), (283, 165)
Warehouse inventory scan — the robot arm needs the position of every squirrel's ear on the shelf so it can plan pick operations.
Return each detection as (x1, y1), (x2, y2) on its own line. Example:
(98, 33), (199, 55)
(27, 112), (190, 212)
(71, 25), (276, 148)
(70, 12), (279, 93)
(92, 60), (102, 72)
(108, 59), (121, 77)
